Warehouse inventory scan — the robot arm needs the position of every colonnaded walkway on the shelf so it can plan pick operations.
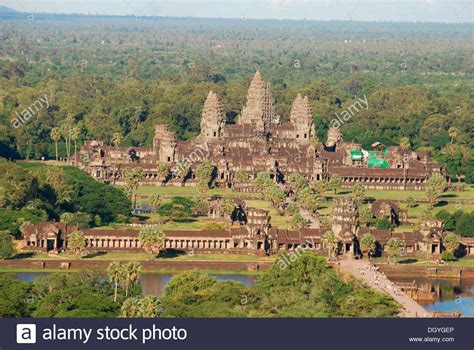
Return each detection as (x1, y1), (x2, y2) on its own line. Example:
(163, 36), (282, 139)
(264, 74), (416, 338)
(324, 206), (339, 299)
(338, 259), (432, 318)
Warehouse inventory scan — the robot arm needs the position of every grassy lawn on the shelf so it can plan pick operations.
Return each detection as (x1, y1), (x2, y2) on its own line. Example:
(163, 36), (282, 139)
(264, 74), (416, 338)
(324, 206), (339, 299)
(373, 256), (474, 267)
(332, 185), (474, 202)
(133, 185), (258, 199)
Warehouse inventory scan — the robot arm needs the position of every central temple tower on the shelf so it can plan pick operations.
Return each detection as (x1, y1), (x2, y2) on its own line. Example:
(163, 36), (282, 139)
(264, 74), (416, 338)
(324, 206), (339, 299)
(239, 70), (274, 134)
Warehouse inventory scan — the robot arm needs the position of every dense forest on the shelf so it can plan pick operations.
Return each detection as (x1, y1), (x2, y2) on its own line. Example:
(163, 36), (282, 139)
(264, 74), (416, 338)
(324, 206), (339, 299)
(0, 16), (472, 174)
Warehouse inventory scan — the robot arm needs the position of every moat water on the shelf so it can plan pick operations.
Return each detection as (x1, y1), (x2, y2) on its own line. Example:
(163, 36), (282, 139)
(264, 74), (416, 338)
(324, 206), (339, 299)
(7, 272), (474, 316)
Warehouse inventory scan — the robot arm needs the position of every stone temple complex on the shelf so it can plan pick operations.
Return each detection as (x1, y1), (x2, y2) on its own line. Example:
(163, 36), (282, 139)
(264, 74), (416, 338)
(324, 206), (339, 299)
(76, 71), (445, 191)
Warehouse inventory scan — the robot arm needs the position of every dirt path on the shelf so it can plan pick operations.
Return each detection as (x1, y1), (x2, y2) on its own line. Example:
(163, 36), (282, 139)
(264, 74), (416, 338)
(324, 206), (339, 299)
(339, 259), (431, 318)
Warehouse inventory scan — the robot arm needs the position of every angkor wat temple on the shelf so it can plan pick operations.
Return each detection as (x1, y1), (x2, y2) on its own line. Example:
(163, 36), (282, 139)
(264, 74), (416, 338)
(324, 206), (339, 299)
(76, 71), (445, 190)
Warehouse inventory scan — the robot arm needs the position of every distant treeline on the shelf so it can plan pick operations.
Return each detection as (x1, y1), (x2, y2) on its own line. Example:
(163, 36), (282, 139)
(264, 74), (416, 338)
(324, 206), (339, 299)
(0, 16), (472, 177)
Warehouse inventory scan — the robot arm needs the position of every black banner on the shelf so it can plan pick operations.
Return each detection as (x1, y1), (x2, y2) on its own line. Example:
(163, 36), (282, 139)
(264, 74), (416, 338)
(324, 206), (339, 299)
(1, 318), (473, 350)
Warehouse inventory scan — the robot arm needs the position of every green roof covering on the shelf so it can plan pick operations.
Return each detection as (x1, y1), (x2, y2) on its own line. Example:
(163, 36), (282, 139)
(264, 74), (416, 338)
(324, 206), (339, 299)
(350, 150), (363, 160)
(368, 157), (390, 168)
(368, 151), (378, 158)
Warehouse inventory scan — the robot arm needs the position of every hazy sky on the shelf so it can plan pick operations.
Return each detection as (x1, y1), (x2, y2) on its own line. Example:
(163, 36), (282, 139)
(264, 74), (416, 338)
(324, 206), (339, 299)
(2, 0), (473, 23)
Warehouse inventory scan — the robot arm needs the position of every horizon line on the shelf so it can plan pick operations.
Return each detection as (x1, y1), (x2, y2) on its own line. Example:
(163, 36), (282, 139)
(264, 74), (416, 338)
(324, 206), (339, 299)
(1, 11), (473, 25)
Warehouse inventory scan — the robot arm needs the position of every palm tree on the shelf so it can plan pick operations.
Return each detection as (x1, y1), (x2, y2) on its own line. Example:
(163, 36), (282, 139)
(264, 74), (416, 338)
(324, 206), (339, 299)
(322, 230), (339, 259)
(386, 237), (404, 264)
(50, 128), (61, 162)
(448, 127), (458, 144)
(70, 126), (81, 165)
(156, 163), (169, 186)
(139, 228), (165, 255)
(444, 233), (460, 255)
(68, 231), (86, 255)
(360, 233), (376, 259)
(111, 132), (123, 185)
(149, 194), (161, 213)
(124, 261), (143, 297)
(107, 262), (124, 303)
(123, 167), (144, 209)
(399, 136), (410, 151)
(59, 124), (69, 163)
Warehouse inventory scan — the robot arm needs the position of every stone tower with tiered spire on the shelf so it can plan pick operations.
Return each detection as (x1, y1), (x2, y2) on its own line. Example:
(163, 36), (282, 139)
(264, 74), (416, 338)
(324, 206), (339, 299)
(290, 93), (315, 143)
(239, 70), (274, 134)
(326, 127), (343, 149)
(153, 125), (177, 163)
(331, 197), (359, 237)
(200, 91), (225, 140)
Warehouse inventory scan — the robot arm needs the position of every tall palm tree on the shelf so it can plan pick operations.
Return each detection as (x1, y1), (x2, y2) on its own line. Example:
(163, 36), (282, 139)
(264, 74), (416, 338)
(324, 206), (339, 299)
(448, 127), (458, 144)
(123, 168), (144, 210)
(125, 261), (143, 297)
(50, 128), (61, 162)
(111, 132), (123, 185)
(70, 126), (81, 165)
(59, 124), (69, 163)
(322, 230), (339, 259)
(399, 136), (410, 151)
(107, 261), (123, 303)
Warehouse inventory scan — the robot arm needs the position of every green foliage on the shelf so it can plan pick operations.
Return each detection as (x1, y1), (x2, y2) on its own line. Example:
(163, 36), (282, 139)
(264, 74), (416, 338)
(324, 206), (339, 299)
(289, 172), (308, 191)
(360, 233), (376, 257)
(0, 230), (16, 259)
(256, 254), (398, 317)
(435, 209), (456, 231)
(5, 162), (131, 224)
(157, 196), (195, 220)
(358, 206), (373, 227)
(32, 270), (119, 317)
(443, 232), (460, 253)
(60, 211), (92, 229)
(107, 261), (143, 303)
(67, 231), (86, 254)
(399, 137), (411, 151)
(123, 167), (144, 208)
(465, 160), (474, 184)
(0, 274), (32, 317)
(291, 213), (306, 229)
(327, 174), (342, 194)
(375, 217), (392, 230)
(286, 202), (299, 215)
(149, 194), (161, 211)
(139, 227), (165, 253)
(440, 251), (457, 262)
(163, 271), (217, 304)
(235, 170), (248, 182)
(263, 186), (286, 211)
(456, 211), (474, 237)
(406, 197), (417, 208)
(425, 173), (447, 204)
(0, 208), (45, 238)
(121, 296), (162, 318)
(195, 160), (214, 189)
(352, 184), (365, 204)
(254, 172), (273, 192)
(386, 237), (404, 261)
(322, 230), (339, 258)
